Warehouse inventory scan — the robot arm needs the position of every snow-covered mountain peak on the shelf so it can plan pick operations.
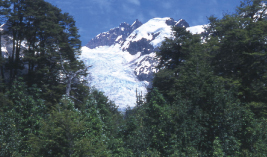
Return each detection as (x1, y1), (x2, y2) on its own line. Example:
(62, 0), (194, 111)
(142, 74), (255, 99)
(81, 17), (198, 110)
(121, 17), (189, 55)
(124, 17), (173, 45)
(128, 17), (187, 43)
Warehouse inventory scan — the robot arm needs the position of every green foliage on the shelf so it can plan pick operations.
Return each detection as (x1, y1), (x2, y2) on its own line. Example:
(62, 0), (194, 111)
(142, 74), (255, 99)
(121, 106), (150, 156)
(0, 1), (125, 156)
(2, 0), (267, 156)
(27, 89), (127, 156)
(129, 1), (267, 155)
(205, 0), (267, 113)
(0, 0), (85, 107)
(87, 89), (126, 156)
(153, 27), (195, 102)
(0, 78), (46, 156)
(212, 137), (224, 157)
(148, 44), (254, 155)
(28, 97), (110, 157)
(144, 88), (173, 155)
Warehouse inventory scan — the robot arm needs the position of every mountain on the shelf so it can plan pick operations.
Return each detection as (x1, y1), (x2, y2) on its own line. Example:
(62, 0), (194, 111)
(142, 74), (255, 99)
(0, 17), (205, 109)
(80, 17), (205, 109)
(86, 19), (142, 49)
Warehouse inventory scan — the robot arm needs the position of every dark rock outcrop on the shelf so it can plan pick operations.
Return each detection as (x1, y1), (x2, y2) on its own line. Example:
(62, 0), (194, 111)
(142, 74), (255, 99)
(174, 19), (190, 27)
(86, 19), (143, 49)
(132, 55), (159, 88)
(166, 18), (190, 28)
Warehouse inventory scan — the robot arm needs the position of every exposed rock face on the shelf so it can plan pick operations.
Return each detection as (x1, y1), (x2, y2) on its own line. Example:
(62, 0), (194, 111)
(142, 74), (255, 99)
(126, 38), (155, 55)
(130, 19), (143, 30)
(175, 19), (190, 27)
(130, 53), (159, 88)
(165, 18), (189, 27)
(86, 19), (142, 49)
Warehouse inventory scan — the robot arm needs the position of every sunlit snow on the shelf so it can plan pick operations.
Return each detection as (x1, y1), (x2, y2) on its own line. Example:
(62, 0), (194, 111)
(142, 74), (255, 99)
(186, 25), (206, 34)
(80, 17), (205, 110)
(122, 17), (173, 50)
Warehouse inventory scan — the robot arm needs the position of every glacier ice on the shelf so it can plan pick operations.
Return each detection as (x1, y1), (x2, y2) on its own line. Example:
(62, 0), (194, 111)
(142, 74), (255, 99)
(80, 45), (148, 109)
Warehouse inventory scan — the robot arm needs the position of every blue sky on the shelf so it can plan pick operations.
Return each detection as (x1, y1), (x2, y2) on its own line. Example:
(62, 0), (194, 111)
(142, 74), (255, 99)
(45, 0), (242, 46)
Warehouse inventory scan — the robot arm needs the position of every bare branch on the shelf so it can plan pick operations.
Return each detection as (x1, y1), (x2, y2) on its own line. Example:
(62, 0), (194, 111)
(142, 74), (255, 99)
(59, 53), (67, 74)
(73, 65), (92, 78)
(59, 54), (92, 97)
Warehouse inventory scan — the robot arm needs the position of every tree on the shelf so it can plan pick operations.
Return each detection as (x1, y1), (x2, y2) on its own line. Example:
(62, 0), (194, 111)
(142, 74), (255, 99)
(205, 0), (267, 116)
(59, 53), (91, 97)
(0, 0), (10, 88)
(145, 10), (267, 154)
(28, 97), (110, 156)
(0, 78), (46, 156)
(144, 88), (174, 155)
(87, 89), (127, 155)
(0, 0), (86, 106)
(153, 26), (197, 102)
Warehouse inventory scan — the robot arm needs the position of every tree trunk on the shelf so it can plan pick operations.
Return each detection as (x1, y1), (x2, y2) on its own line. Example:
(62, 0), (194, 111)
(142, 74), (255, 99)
(66, 75), (73, 96)
(9, 29), (15, 83)
(0, 29), (5, 92)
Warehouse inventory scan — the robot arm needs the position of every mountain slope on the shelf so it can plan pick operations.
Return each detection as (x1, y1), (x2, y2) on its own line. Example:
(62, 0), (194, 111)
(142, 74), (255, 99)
(81, 17), (204, 109)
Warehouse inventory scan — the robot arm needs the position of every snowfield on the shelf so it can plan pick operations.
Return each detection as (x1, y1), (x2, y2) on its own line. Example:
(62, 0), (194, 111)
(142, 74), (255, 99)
(186, 25), (206, 34)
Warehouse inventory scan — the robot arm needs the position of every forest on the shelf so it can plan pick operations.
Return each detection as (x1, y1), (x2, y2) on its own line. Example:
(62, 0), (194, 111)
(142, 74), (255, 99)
(1, 0), (267, 156)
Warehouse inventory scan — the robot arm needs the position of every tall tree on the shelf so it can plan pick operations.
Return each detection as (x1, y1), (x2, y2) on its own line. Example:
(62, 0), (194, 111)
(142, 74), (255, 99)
(0, 79), (46, 156)
(0, 0), (86, 106)
(205, 0), (267, 116)
(153, 26), (195, 102)
(28, 97), (110, 157)
(0, 0), (10, 89)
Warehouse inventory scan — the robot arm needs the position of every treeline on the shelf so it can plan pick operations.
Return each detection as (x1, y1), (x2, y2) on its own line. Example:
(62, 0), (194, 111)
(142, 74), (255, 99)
(1, 0), (267, 156)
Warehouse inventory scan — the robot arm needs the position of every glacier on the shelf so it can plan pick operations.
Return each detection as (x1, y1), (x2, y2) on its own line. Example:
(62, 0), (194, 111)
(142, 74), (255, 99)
(80, 17), (205, 110)
(80, 45), (148, 109)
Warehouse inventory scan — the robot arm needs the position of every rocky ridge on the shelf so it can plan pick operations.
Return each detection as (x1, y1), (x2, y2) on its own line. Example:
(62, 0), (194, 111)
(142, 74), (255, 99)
(86, 19), (143, 49)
